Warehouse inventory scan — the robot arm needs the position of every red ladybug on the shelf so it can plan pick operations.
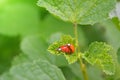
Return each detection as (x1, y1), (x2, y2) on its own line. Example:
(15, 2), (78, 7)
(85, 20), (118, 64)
(57, 44), (75, 54)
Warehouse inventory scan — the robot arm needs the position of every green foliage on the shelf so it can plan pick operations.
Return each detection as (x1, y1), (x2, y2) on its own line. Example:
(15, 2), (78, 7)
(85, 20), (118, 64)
(0, 0), (119, 80)
(37, 0), (116, 24)
(87, 66), (104, 80)
(48, 34), (115, 75)
(21, 35), (49, 60)
(11, 59), (65, 80)
(112, 17), (120, 31)
(117, 48), (120, 63)
(48, 35), (75, 55)
(0, 72), (14, 80)
(102, 19), (120, 51)
(0, 59), (65, 80)
(0, 34), (20, 74)
(48, 35), (78, 64)
(12, 53), (30, 66)
(83, 42), (115, 75)
(21, 35), (68, 67)
(61, 66), (82, 80)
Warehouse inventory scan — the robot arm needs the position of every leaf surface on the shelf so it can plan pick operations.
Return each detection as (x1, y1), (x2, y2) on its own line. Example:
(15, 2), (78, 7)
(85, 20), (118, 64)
(83, 42), (115, 75)
(37, 0), (116, 24)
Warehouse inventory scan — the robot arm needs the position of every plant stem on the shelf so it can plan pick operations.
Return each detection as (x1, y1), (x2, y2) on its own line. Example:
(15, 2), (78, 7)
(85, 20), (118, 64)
(79, 57), (88, 80)
(74, 23), (88, 80)
(74, 23), (78, 48)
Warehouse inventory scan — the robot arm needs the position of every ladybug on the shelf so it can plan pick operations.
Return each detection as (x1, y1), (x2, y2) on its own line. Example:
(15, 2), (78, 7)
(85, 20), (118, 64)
(57, 44), (75, 54)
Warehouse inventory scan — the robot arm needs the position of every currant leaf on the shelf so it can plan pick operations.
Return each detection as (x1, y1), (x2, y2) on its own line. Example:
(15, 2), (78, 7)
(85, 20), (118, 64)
(10, 59), (65, 80)
(64, 54), (78, 64)
(83, 42), (115, 75)
(48, 35), (75, 55)
(37, 0), (116, 25)
(0, 59), (66, 80)
(48, 35), (77, 64)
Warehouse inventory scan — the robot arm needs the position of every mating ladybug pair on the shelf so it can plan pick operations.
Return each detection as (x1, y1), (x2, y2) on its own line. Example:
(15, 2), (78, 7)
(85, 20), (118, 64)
(57, 44), (75, 54)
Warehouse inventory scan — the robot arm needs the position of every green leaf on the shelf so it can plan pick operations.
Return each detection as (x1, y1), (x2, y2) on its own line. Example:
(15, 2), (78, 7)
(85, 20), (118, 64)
(48, 35), (78, 64)
(83, 42), (115, 75)
(64, 54), (78, 64)
(87, 66), (105, 80)
(0, 34), (20, 74)
(68, 63), (83, 80)
(0, 72), (14, 80)
(47, 32), (63, 44)
(69, 63), (105, 80)
(21, 35), (68, 66)
(21, 35), (49, 60)
(112, 17), (120, 31)
(48, 35), (75, 55)
(10, 59), (66, 80)
(0, 58), (66, 80)
(102, 19), (120, 51)
(12, 53), (30, 66)
(117, 48), (120, 64)
(61, 66), (82, 80)
(37, 0), (116, 24)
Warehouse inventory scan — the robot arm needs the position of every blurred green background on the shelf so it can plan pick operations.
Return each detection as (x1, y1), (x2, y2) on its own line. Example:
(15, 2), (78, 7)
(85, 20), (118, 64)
(0, 0), (120, 80)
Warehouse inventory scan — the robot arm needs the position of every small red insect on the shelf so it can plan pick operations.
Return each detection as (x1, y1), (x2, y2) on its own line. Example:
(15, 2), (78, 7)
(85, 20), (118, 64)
(57, 44), (75, 54)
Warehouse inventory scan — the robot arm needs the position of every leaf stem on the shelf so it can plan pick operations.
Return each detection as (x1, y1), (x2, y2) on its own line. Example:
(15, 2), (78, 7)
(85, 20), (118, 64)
(79, 57), (88, 80)
(73, 23), (88, 80)
(74, 23), (78, 48)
